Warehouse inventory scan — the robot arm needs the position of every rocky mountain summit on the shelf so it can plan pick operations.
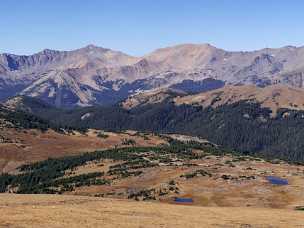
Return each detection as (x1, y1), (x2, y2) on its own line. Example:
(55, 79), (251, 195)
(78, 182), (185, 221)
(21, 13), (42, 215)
(1, 43), (304, 107)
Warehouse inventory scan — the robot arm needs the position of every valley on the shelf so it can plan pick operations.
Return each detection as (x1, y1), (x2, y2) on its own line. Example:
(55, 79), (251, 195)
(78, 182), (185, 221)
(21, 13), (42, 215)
(1, 86), (304, 227)
(2, 1), (304, 227)
(1, 132), (304, 227)
(7, 84), (304, 163)
(1, 131), (304, 209)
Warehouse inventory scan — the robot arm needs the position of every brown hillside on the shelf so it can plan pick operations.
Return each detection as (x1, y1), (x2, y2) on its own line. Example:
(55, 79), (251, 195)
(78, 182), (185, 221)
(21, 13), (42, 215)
(0, 128), (165, 173)
(174, 84), (304, 116)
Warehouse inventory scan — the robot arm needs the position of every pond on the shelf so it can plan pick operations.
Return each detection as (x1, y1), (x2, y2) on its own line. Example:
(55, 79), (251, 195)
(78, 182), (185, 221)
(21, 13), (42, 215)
(266, 176), (288, 185)
(174, 197), (193, 203)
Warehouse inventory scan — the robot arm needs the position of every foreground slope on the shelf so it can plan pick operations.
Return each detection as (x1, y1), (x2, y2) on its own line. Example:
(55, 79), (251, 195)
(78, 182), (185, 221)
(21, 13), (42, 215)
(0, 194), (303, 228)
(1, 139), (304, 210)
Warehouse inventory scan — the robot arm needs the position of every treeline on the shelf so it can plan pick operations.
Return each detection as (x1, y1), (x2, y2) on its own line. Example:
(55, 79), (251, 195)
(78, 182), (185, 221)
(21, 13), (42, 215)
(54, 102), (304, 162)
(0, 147), (158, 193)
(0, 104), (87, 133)
(0, 142), (224, 194)
(0, 147), (142, 193)
(0, 104), (51, 131)
(13, 97), (304, 163)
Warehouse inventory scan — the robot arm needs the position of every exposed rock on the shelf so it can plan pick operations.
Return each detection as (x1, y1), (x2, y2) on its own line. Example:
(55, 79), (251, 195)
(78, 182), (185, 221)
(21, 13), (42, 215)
(2, 43), (304, 107)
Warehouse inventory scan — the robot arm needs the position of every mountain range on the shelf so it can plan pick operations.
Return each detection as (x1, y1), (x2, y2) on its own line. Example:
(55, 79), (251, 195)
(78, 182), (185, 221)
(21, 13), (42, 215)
(1, 43), (304, 107)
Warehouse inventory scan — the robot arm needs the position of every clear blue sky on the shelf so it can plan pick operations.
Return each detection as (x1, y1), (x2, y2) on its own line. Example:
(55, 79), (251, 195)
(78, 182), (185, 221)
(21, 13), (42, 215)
(1, 0), (304, 56)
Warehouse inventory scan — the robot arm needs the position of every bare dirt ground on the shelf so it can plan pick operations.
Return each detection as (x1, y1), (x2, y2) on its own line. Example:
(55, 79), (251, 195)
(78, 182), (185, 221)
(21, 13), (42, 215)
(0, 194), (303, 228)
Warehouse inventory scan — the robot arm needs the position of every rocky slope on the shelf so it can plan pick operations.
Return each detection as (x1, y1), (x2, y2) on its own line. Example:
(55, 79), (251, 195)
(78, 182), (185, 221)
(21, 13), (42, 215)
(122, 88), (186, 109)
(1, 43), (304, 107)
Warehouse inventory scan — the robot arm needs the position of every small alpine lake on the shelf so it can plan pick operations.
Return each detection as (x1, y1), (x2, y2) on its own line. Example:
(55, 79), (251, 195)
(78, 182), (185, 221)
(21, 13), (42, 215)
(266, 176), (288, 185)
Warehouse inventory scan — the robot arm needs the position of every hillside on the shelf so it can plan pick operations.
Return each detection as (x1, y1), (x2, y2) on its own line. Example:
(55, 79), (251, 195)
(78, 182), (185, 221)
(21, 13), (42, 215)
(5, 84), (304, 163)
(0, 103), (52, 131)
(122, 88), (186, 109)
(1, 194), (303, 228)
(1, 100), (304, 227)
(3, 85), (304, 165)
(1, 135), (304, 225)
(2, 44), (304, 107)
(175, 84), (304, 116)
(0, 128), (165, 173)
(0, 100), (166, 172)
(1, 137), (304, 209)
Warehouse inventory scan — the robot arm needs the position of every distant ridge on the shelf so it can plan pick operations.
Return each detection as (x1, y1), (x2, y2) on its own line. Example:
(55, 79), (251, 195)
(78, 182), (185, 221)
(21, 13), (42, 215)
(1, 43), (304, 107)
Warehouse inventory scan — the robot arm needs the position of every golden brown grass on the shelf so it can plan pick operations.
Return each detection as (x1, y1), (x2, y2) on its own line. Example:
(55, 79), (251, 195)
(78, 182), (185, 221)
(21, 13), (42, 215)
(0, 194), (303, 228)
(175, 84), (304, 116)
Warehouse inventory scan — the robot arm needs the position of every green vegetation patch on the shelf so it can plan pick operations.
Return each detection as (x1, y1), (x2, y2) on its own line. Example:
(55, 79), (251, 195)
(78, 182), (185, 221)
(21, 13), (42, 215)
(0, 139), (225, 194)
(295, 206), (304, 211)
(97, 132), (109, 139)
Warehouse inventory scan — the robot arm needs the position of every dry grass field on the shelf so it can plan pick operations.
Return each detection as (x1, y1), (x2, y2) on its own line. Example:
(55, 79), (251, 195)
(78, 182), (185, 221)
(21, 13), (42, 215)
(68, 153), (304, 209)
(1, 132), (304, 210)
(0, 194), (304, 228)
(1, 131), (304, 227)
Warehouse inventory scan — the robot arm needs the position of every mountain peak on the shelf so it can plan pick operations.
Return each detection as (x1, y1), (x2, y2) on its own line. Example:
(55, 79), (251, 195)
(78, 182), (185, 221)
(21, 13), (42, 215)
(150, 43), (217, 53)
(79, 44), (108, 52)
(39, 48), (61, 55)
(2, 43), (304, 107)
(85, 44), (99, 49)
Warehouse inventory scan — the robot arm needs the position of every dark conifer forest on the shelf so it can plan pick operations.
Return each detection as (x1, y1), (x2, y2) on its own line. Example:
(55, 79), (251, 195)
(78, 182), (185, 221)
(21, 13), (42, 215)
(12, 98), (304, 163)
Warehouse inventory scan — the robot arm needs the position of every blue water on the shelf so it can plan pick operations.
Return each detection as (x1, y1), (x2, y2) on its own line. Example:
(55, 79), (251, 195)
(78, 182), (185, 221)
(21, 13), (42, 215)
(266, 176), (288, 185)
(174, 197), (193, 203)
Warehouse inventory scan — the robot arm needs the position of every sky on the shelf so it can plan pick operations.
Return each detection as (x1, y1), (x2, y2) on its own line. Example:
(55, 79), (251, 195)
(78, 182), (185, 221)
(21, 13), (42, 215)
(1, 0), (304, 56)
